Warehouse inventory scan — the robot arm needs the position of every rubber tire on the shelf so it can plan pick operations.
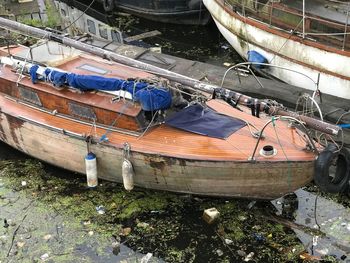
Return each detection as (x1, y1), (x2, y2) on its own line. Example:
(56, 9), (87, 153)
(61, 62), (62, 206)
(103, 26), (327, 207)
(103, 0), (114, 12)
(314, 143), (350, 193)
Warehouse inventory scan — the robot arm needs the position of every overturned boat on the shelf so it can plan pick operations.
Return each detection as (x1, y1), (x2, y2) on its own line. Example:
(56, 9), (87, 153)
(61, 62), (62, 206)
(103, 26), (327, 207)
(0, 18), (347, 199)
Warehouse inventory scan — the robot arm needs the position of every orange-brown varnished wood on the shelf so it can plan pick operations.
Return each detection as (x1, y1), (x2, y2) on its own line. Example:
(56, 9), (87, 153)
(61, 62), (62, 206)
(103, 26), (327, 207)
(0, 92), (315, 162)
(0, 47), (317, 162)
(0, 48), (318, 198)
(0, 65), (143, 131)
(0, 93), (315, 199)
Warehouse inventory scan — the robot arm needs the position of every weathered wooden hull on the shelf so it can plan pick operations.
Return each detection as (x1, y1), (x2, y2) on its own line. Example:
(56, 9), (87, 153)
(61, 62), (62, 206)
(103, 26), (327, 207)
(203, 0), (350, 101)
(0, 95), (314, 199)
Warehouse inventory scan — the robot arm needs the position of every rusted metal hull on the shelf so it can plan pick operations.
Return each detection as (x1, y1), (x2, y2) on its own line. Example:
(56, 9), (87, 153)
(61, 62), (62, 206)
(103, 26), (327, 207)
(0, 95), (314, 199)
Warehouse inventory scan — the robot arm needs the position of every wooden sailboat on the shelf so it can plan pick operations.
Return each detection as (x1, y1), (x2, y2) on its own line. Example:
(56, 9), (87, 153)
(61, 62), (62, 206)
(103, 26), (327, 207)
(0, 18), (346, 199)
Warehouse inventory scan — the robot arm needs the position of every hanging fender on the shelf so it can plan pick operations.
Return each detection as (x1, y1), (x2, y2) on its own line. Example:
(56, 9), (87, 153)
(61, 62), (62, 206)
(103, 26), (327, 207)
(122, 142), (134, 191)
(122, 158), (135, 191)
(85, 152), (98, 187)
(314, 143), (350, 193)
(103, 0), (114, 12)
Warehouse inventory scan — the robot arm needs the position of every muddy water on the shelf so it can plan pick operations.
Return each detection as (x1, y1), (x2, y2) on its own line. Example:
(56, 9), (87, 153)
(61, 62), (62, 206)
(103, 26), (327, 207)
(0, 142), (162, 263)
(1, 140), (350, 262)
(1, 4), (350, 262)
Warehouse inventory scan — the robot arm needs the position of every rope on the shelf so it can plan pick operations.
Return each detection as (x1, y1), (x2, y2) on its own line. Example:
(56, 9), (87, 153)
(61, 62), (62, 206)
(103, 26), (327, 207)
(295, 93), (323, 121)
(98, 101), (132, 143)
(270, 19), (303, 63)
(88, 119), (97, 138)
(15, 47), (31, 86)
(61, 0), (96, 32)
(336, 111), (350, 124)
(137, 110), (159, 139)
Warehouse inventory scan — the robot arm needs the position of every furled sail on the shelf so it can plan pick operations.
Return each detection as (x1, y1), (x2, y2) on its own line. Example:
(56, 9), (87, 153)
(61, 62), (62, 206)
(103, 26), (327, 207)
(29, 65), (172, 111)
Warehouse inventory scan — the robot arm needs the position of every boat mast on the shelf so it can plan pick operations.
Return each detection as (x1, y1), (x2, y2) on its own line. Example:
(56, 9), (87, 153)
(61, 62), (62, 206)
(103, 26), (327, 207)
(0, 17), (341, 136)
(302, 0), (305, 38)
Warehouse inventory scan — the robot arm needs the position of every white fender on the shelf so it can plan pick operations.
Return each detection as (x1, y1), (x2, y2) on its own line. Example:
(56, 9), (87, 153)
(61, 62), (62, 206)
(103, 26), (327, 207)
(85, 152), (98, 187)
(122, 159), (134, 191)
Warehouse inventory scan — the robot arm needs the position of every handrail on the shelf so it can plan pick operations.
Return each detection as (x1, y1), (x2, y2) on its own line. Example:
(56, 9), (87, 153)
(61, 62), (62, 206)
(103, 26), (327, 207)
(220, 62), (319, 92)
(224, 0), (350, 50)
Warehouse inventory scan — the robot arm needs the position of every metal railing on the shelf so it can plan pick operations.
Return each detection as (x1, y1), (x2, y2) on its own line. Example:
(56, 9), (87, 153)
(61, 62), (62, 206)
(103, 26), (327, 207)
(224, 0), (350, 51)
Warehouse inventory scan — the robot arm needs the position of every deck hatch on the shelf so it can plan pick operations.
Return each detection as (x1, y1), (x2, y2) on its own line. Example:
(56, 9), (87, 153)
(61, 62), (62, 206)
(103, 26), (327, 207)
(68, 102), (96, 120)
(18, 86), (42, 106)
(77, 64), (110, 75)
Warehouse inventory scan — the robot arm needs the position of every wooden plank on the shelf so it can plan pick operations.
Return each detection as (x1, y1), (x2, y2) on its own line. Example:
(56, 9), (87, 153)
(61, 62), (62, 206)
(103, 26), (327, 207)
(124, 30), (161, 42)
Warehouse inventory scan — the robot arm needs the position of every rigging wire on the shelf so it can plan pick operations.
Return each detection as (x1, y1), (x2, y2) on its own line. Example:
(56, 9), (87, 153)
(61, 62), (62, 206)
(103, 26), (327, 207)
(270, 18), (303, 63)
(61, 0), (96, 32)
(272, 118), (292, 190)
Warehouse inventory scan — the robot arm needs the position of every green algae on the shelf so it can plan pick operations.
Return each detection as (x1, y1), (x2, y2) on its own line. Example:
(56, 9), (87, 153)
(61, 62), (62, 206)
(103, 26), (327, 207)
(0, 159), (326, 262)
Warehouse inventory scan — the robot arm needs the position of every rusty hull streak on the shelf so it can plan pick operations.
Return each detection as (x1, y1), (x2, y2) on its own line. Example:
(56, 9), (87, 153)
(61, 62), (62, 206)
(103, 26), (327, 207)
(6, 114), (25, 150)
(145, 155), (181, 185)
(0, 110), (6, 141)
(144, 155), (191, 185)
(147, 155), (177, 172)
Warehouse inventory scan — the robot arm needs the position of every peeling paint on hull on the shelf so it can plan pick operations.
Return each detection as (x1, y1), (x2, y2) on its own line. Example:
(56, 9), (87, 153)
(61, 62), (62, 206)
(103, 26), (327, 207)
(203, 0), (350, 101)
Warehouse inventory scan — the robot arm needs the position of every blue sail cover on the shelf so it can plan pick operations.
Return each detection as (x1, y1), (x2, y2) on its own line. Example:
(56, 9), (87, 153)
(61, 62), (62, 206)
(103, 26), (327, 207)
(30, 66), (172, 111)
(165, 104), (247, 139)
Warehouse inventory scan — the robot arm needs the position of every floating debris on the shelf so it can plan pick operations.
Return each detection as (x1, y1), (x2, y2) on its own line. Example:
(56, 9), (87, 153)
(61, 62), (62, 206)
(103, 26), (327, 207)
(140, 252), (153, 263)
(244, 252), (254, 262)
(224, 238), (233, 245)
(40, 253), (49, 261)
(95, 205), (106, 215)
(43, 234), (52, 241)
(247, 201), (256, 210)
(216, 249), (223, 256)
(112, 241), (120, 255)
(202, 207), (220, 224)
(3, 219), (9, 228)
(82, 220), (91, 226)
(121, 227), (132, 236)
(16, 241), (25, 248)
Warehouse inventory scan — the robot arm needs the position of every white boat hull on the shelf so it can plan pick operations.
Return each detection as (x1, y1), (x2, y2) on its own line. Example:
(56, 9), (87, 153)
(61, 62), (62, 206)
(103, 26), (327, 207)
(204, 0), (350, 101)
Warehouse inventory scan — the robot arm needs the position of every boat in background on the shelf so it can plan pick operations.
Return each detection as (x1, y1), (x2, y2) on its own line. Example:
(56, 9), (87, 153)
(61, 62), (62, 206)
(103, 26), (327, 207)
(55, 0), (124, 44)
(0, 18), (346, 199)
(203, 0), (350, 125)
(91, 0), (210, 25)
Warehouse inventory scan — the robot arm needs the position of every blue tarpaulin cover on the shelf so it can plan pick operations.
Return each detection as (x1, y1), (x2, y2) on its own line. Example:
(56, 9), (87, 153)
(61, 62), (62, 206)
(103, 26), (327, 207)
(165, 104), (247, 139)
(30, 66), (172, 111)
